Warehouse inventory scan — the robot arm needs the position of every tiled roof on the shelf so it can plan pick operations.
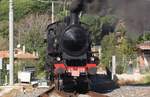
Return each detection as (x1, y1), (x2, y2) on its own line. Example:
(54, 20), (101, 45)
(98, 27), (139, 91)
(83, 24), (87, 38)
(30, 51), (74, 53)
(15, 52), (38, 59)
(137, 41), (150, 50)
(0, 49), (38, 59)
(0, 51), (9, 58)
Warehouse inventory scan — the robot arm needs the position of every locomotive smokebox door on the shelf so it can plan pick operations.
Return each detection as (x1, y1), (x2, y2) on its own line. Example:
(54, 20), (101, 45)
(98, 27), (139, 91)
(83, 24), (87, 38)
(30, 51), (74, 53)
(60, 25), (89, 57)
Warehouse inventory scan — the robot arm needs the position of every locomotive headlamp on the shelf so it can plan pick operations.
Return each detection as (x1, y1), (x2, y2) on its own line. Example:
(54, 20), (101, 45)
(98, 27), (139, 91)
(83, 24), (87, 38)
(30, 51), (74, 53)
(90, 57), (95, 61)
(56, 57), (61, 61)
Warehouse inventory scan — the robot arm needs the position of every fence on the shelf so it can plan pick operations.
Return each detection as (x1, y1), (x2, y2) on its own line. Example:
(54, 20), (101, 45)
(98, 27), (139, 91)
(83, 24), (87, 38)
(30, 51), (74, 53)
(110, 54), (150, 74)
(107, 54), (142, 74)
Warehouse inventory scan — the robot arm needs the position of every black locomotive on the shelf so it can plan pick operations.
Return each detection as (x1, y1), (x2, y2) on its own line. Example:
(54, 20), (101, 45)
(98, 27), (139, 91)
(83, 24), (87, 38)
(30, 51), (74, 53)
(46, 0), (98, 90)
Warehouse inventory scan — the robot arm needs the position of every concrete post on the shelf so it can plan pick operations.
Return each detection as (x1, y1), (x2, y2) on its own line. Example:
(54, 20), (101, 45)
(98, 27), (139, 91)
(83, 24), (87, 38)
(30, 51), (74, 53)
(9, 0), (14, 85)
(0, 58), (2, 85)
(112, 56), (116, 80)
(51, 1), (54, 23)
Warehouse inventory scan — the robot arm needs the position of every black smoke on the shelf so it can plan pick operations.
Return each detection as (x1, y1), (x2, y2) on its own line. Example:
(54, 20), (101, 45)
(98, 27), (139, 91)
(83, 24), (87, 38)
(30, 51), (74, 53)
(70, 0), (84, 13)
(70, 0), (94, 13)
(109, 0), (150, 38)
(69, 0), (150, 38)
(70, 0), (108, 15)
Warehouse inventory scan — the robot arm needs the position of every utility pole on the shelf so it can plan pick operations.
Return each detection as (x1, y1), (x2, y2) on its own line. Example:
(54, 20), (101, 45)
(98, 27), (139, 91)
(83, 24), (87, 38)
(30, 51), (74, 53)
(9, 0), (14, 85)
(37, 0), (55, 23)
(38, 0), (71, 23)
(51, 1), (54, 23)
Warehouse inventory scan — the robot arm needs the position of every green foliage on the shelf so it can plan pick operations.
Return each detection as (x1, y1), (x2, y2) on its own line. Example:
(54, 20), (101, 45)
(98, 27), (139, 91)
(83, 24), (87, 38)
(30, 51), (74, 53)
(37, 46), (46, 72)
(101, 31), (135, 70)
(0, 0), (9, 20)
(14, 0), (34, 20)
(0, 63), (8, 85)
(144, 74), (150, 84)
(0, 0), (63, 77)
(28, 0), (51, 14)
(101, 33), (115, 66)
(81, 15), (116, 45)
(137, 33), (150, 43)
(0, 36), (8, 50)
(18, 31), (42, 52)
(0, 20), (9, 38)
(56, 10), (69, 20)
(116, 64), (124, 74)
(0, 0), (52, 52)
(0, 0), (51, 21)
(0, 0), (138, 76)
(81, 15), (102, 45)
(100, 18), (136, 74)
(136, 73), (150, 85)
(0, 21), (9, 50)
(100, 15), (117, 27)
(15, 14), (50, 74)
(16, 14), (50, 51)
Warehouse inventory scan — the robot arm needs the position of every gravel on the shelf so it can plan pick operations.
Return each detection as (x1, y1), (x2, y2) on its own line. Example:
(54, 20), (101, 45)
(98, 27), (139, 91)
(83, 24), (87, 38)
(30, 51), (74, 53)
(13, 74), (150, 97)
(15, 88), (50, 97)
(104, 86), (150, 97)
(14, 86), (150, 97)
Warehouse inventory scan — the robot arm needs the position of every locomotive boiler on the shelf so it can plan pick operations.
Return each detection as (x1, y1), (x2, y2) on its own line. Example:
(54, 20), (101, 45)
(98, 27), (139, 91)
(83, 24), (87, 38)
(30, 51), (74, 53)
(46, 0), (98, 90)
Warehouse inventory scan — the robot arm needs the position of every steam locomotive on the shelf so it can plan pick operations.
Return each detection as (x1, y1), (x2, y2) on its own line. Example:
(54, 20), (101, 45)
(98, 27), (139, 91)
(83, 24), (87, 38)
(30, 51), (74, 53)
(46, 0), (98, 90)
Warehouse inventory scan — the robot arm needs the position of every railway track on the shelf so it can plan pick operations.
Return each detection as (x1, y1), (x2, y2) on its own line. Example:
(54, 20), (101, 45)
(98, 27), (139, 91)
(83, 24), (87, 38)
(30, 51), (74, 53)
(38, 74), (118, 97)
(38, 85), (55, 97)
(38, 85), (108, 97)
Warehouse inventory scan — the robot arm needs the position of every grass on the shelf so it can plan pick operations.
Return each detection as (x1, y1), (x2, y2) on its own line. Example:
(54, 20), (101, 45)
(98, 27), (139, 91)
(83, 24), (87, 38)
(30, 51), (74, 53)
(133, 73), (150, 85)
(117, 72), (150, 86)
(142, 73), (150, 84)
(37, 72), (46, 79)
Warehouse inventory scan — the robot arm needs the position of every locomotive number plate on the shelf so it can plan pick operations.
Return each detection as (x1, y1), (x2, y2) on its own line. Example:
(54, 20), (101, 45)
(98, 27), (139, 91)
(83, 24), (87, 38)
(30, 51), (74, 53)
(71, 70), (80, 76)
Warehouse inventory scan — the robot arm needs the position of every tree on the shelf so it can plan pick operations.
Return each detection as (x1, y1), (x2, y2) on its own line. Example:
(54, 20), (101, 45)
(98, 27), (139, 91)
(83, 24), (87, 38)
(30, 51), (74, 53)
(0, 20), (9, 38)
(81, 15), (102, 45)
(101, 33), (115, 66)
(81, 15), (116, 45)
(0, 0), (51, 21)
(101, 30), (135, 74)
(0, 0), (52, 51)
(16, 13), (51, 73)
(0, 36), (8, 50)
(137, 33), (150, 43)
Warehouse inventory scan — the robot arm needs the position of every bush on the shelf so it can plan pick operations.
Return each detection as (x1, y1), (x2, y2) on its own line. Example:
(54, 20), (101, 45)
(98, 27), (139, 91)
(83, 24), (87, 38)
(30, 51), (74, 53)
(116, 64), (124, 74)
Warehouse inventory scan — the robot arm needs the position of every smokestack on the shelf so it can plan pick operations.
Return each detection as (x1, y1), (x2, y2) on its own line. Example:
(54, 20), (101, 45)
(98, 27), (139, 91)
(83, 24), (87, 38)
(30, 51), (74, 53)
(69, 0), (84, 24)
(69, 0), (102, 24)
(70, 0), (84, 14)
(70, 13), (79, 24)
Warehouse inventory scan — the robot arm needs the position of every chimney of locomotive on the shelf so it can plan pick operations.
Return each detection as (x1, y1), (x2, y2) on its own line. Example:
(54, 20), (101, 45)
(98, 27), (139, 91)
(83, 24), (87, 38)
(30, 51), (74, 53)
(70, 0), (84, 24)
(70, 13), (79, 24)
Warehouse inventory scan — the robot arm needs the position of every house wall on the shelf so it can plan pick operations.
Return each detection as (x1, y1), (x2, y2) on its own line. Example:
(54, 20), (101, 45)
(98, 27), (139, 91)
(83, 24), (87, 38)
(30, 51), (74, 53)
(143, 50), (150, 67)
(138, 50), (150, 71)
